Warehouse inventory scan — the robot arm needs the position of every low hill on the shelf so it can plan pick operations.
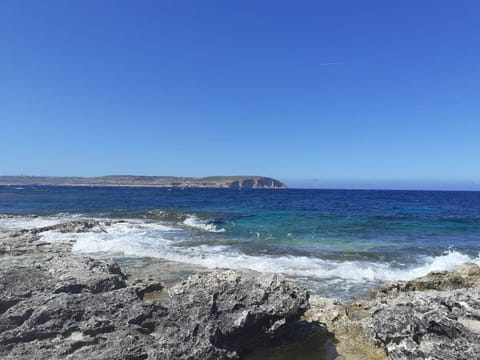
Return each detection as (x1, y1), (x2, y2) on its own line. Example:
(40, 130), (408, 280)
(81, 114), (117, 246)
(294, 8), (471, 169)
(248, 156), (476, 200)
(0, 175), (287, 189)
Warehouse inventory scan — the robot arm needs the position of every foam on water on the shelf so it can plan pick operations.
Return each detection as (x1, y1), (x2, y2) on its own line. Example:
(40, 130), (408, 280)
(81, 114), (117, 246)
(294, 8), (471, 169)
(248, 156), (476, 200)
(43, 220), (177, 251)
(152, 247), (480, 283)
(56, 219), (480, 285)
(3, 215), (474, 295)
(3, 187), (479, 298)
(0, 214), (80, 231)
(182, 215), (226, 233)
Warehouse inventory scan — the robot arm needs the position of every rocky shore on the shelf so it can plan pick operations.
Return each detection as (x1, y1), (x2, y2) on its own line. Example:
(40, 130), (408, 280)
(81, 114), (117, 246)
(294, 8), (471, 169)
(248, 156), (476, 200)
(1, 218), (479, 359)
(0, 219), (309, 359)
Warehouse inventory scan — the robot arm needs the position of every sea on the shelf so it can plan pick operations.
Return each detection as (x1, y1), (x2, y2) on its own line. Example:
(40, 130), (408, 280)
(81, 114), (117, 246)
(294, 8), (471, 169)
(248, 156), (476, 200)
(1, 186), (480, 299)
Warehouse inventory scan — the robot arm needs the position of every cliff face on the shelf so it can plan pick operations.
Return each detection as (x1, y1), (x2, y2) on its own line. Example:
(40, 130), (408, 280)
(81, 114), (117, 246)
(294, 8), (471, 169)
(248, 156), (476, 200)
(0, 175), (287, 189)
(228, 177), (286, 189)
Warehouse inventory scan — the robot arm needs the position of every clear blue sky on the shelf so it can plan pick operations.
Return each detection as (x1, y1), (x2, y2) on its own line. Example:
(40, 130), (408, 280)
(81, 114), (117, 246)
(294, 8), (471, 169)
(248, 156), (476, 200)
(1, 1), (479, 189)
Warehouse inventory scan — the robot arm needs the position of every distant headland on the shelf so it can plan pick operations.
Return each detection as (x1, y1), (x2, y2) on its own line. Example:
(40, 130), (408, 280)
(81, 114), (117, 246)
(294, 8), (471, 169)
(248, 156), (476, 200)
(0, 175), (287, 189)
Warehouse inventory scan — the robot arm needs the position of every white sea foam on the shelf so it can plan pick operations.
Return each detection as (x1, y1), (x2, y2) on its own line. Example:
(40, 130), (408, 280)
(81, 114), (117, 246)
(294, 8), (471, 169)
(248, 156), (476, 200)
(396, 250), (477, 281)
(182, 215), (226, 233)
(146, 247), (480, 283)
(7, 216), (472, 287)
(60, 219), (480, 284)
(50, 221), (178, 253)
(0, 214), (79, 231)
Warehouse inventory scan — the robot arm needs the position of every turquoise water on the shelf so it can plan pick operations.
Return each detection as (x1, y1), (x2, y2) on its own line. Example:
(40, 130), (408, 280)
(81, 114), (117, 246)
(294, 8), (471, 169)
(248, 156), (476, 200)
(1, 186), (479, 298)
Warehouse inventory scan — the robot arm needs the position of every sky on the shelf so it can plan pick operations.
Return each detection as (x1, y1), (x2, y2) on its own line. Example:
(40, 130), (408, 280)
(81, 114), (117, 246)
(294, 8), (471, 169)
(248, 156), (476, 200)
(1, 1), (479, 189)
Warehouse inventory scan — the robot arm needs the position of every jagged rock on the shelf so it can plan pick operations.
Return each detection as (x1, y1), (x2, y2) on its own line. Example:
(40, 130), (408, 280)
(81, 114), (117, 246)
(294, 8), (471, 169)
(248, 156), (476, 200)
(156, 270), (309, 359)
(303, 296), (387, 360)
(301, 264), (480, 360)
(0, 219), (112, 256)
(0, 254), (151, 359)
(8, 218), (480, 360)
(7, 219), (110, 237)
(0, 253), (309, 359)
(376, 262), (480, 295)
(0, 255), (128, 318)
(366, 289), (480, 359)
(0, 288), (168, 359)
(364, 263), (480, 360)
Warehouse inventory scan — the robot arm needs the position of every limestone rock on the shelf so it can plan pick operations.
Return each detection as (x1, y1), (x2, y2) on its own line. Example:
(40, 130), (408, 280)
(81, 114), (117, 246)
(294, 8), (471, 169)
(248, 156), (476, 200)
(304, 296), (387, 360)
(366, 289), (480, 359)
(0, 254), (308, 360)
(365, 263), (480, 360)
(302, 264), (480, 360)
(0, 219), (112, 256)
(155, 269), (309, 359)
(376, 262), (480, 296)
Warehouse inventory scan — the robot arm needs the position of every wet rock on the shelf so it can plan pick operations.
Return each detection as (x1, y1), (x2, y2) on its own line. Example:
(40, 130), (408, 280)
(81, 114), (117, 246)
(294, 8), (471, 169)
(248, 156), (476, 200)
(0, 219), (112, 256)
(9, 219), (110, 236)
(376, 262), (480, 295)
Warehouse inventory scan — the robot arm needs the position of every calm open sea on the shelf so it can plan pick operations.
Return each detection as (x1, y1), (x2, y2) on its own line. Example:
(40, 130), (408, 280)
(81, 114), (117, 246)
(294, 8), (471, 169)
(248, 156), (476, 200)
(1, 186), (479, 298)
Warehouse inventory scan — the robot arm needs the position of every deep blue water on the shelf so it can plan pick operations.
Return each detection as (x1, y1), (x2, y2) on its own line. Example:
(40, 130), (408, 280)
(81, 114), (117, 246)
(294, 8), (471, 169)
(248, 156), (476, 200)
(1, 186), (480, 297)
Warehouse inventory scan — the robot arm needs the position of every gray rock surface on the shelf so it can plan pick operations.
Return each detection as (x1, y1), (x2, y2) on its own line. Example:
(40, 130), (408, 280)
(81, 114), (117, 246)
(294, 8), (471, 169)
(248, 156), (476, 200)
(303, 264), (480, 360)
(304, 297), (387, 360)
(0, 250), (308, 359)
(4, 217), (479, 360)
(375, 262), (480, 295)
(0, 219), (112, 256)
(364, 263), (480, 360)
(156, 270), (309, 359)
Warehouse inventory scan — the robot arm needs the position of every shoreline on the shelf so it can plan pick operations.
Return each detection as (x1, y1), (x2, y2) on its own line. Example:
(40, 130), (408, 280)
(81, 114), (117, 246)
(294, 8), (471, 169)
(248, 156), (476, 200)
(1, 218), (480, 359)
(0, 219), (312, 359)
(0, 175), (288, 189)
(3, 212), (478, 301)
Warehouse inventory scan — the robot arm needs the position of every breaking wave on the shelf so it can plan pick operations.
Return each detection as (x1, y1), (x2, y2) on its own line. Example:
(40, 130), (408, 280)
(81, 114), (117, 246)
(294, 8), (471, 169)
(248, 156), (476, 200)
(142, 210), (226, 233)
(182, 215), (226, 233)
(3, 215), (479, 297)
(39, 218), (478, 283)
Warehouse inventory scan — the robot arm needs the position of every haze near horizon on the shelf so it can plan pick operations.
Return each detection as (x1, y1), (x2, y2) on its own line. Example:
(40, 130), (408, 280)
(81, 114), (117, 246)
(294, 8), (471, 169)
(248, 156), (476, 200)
(1, 1), (479, 190)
